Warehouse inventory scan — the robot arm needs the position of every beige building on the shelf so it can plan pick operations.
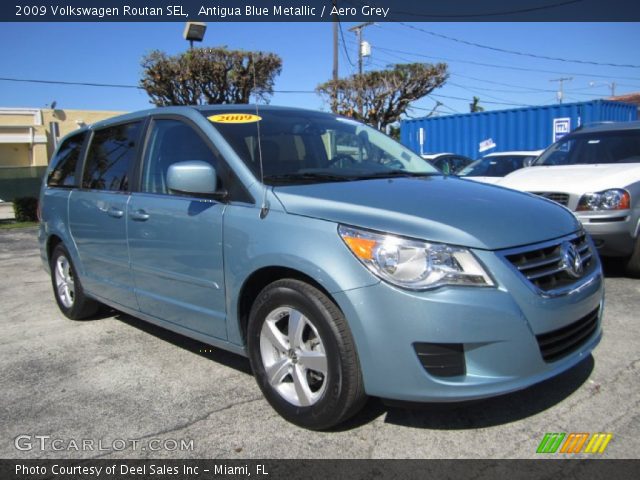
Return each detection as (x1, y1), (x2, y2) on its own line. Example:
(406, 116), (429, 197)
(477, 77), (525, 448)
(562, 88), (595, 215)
(0, 107), (125, 168)
(0, 107), (125, 201)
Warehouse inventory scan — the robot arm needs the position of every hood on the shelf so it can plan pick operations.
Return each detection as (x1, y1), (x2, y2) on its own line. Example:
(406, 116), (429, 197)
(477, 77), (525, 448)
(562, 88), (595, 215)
(499, 164), (640, 194)
(464, 176), (503, 185)
(272, 176), (580, 250)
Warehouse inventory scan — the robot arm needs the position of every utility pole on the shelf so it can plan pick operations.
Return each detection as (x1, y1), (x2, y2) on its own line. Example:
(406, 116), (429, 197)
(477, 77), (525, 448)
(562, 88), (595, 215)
(348, 22), (373, 116)
(590, 81), (616, 97)
(331, 1), (338, 112)
(550, 77), (572, 104)
(349, 22), (373, 75)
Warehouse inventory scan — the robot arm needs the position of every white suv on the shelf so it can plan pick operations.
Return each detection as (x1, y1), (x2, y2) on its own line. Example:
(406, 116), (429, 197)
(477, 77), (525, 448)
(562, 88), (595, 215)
(500, 122), (640, 276)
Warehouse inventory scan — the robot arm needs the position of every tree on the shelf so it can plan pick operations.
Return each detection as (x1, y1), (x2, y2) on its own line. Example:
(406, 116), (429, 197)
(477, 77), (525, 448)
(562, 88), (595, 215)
(140, 47), (282, 106)
(470, 96), (485, 113)
(316, 63), (448, 131)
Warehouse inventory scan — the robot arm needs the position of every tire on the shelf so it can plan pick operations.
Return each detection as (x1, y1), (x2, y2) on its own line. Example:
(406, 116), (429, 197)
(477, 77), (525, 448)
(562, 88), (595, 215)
(625, 235), (640, 278)
(50, 244), (100, 320)
(247, 279), (367, 430)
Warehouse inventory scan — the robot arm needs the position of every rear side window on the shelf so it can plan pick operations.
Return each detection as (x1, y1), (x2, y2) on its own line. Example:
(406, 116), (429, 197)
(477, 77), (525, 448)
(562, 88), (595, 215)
(83, 122), (142, 191)
(47, 132), (87, 187)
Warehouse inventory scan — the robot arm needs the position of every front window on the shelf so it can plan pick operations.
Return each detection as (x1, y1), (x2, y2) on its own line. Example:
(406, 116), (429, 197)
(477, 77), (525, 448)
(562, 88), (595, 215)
(203, 109), (438, 185)
(535, 130), (640, 166)
(141, 119), (222, 195)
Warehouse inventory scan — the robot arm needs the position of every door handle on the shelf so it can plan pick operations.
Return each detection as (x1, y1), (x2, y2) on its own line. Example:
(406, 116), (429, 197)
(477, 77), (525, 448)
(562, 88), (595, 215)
(107, 206), (124, 218)
(130, 209), (150, 221)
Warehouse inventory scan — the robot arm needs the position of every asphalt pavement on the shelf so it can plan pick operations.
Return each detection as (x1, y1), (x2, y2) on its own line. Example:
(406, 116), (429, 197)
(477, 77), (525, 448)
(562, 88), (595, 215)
(1, 227), (638, 459)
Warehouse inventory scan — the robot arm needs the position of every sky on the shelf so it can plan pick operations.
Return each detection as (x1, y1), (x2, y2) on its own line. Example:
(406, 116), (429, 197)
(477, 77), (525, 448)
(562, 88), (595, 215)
(0, 22), (639, 117)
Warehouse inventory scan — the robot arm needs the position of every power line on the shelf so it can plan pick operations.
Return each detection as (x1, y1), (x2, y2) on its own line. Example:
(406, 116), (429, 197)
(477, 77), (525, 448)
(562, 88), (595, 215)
(336, 44), (636, 105)
(411, 100), (460, 115)
(340, 43), (570, 108)
(338, 21), (355, 67)
(0, 76), (317, 94)
(273, 90), (316, 94)
(0, 76), (142, 89)
(430, 92), (533, 108)
(447, 81), (535, 106)
(396, 23), (640, 69)
(450, 72), (557, 93)
(367, 42), (640, 90)
(374, 46), (640, 82)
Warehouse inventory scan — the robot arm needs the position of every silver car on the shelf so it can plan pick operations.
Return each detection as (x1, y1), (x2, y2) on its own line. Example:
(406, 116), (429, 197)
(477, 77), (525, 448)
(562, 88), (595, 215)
(500, 122), (640, 276)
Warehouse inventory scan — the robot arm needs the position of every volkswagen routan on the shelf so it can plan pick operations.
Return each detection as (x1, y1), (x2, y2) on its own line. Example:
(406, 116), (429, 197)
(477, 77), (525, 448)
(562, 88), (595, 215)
(39, 106), (604, 429)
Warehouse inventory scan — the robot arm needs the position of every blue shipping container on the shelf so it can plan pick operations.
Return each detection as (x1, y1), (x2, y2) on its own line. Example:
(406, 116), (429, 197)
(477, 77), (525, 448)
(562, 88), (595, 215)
(400, 99), (638, 159)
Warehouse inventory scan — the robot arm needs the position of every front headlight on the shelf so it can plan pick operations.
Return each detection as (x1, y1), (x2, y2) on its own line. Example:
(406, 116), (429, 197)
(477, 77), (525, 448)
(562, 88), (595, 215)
(576, 188), (630, 211)
(338, 225), (494, 290)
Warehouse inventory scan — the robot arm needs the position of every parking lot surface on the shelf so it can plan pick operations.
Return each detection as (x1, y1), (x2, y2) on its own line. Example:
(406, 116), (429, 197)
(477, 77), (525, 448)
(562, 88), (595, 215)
(1, 227), (638, 459)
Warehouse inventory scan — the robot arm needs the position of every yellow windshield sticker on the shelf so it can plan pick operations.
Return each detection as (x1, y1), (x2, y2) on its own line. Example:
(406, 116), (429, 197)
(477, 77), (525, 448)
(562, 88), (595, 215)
(208, 113), (262, 124)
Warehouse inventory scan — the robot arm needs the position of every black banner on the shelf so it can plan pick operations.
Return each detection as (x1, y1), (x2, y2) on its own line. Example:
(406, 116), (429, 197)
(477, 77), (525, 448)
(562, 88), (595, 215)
(4, 0), (640, 22)
(2, 460), (640, 480)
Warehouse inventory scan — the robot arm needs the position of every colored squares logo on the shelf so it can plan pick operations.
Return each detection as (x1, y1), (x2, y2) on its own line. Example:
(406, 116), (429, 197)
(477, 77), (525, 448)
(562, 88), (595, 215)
(537, 433), (613, 454)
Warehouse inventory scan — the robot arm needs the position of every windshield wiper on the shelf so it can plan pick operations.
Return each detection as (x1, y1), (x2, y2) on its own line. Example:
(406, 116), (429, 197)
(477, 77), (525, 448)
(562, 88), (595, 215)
(350, 170), (439, 180)
(263, 172), (357, 185)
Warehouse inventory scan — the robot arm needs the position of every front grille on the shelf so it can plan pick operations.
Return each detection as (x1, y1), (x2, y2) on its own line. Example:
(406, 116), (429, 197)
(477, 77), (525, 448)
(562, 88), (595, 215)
(531, 192), (570, 206)
(505, 233), (595, 293)
(414, 343), (465, 377)
(536, 307), (599, 362)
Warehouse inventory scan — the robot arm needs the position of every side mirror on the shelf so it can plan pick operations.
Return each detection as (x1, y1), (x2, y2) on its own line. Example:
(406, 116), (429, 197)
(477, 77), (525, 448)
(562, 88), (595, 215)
(167, 161), (218, 195)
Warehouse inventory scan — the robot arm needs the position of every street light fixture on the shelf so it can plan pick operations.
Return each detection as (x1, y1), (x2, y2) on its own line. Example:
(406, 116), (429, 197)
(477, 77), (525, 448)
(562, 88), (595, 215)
(183, 22), (207, 49)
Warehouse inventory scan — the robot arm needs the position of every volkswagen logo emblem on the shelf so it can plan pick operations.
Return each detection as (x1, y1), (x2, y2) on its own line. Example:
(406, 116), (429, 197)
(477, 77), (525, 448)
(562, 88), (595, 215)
(561, 242), (583, 278)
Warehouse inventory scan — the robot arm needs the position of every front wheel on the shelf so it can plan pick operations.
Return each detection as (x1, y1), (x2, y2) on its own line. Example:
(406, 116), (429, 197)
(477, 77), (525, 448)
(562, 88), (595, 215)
(50, 244), (100, 319)
(247, 279), (366, 430)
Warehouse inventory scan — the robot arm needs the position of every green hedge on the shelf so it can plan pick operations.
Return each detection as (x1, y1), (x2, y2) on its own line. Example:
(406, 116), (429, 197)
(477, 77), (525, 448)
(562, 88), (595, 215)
(13, 197), (39, 222)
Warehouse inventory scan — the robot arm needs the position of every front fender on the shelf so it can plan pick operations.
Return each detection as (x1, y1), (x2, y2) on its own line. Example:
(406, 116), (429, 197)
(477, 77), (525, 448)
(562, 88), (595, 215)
(222, 204), (379, 346)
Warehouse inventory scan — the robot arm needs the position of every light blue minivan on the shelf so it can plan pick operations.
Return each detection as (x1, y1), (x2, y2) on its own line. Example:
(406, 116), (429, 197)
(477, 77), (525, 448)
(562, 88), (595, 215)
(39, 106), (603, 429)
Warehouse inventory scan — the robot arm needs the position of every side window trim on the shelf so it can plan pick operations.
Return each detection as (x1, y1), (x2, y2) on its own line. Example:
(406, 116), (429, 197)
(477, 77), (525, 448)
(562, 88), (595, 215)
(129, 115), (151, 194)
(73, 131), (91, 189)
(78, 129), (94, 192)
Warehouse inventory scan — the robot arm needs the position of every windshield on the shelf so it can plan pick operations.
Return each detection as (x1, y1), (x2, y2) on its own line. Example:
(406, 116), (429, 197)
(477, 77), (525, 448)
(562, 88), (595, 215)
(459, 155), (534, 177)
(203, 109), (438, 185)
(535, 130), (640, 166)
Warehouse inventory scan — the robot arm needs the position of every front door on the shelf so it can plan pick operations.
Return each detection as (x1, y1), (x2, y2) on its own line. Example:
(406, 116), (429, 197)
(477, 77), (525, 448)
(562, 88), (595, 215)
(127, 118), (227, 339)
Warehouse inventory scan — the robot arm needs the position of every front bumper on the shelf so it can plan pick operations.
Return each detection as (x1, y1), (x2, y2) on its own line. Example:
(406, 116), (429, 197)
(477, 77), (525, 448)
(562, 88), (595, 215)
(577, 210), (638, 257)
(333, 245), (604, 402)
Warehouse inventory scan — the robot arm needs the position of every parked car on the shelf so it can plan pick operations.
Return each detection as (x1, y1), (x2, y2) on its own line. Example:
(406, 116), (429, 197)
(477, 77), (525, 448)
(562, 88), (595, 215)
(421, 152), (474, 174)
(500, 121), (640, 276)
(39, 106), (603, 429)
(459, 150), (543, 184)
